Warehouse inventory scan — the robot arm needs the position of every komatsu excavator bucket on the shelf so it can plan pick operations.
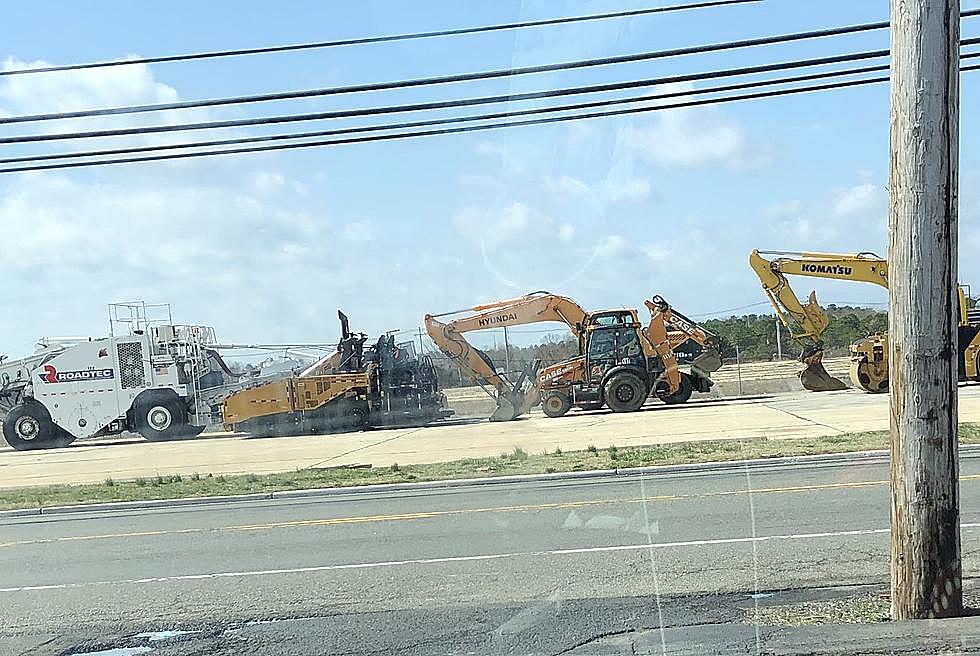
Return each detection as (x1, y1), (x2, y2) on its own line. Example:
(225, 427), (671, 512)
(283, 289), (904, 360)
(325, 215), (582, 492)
(798, 345), (848, 392)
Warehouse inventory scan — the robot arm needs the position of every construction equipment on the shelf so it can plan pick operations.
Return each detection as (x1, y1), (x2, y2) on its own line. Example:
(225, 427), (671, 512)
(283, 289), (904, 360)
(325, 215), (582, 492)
(0, 302), (238, 451)
(535, 296), (720, 417)
(749, 249), (980, 392)
(425, 292), (720, 421)
(223, 312), (452, 436)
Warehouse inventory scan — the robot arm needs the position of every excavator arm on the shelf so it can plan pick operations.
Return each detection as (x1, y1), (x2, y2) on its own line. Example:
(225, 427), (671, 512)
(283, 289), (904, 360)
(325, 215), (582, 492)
(424, 292), (589, 421)
(749, 249), (888, 391)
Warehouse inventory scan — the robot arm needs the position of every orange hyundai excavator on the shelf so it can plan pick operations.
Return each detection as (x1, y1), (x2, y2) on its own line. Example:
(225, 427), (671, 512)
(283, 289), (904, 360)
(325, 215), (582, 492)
(425, 292), (720, 421)
(425, 292), (589, 421)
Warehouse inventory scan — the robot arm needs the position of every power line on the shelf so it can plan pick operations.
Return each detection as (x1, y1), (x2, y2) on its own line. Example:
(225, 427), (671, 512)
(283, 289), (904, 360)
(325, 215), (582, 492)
(3, 62), (979, 175)
(0, 55), (906, 162)
(8, 47), (979, 166)
(11, 9), (980, 129)
(0, 48), (898, 131)
(7, 34), (978, 149)
(0, 0), (761, 78)
(0, 48), (906, 146)
(9, 44), (980, 164)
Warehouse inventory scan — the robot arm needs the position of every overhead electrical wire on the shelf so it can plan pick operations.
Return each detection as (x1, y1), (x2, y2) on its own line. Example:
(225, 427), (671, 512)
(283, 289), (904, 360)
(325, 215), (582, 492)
(0, 58), (930, 166)
(4, 47), (979, 166)
(4, 61), (979, 175)
(0, 48), (899, 144)
(0, 0), (761, 78)
(8, 9), (980, 128)
(5, 37), (980, 149)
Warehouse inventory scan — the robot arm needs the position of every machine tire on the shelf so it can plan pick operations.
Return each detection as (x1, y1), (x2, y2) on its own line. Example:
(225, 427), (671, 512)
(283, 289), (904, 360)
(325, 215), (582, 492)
(3, 400), (70, 450)
(134, 398), (190, 442)
(345, 405), (368, 429)
(603, 372), (647, 413)
(658, 372), (694, 405)
(542, 394), (572, 418)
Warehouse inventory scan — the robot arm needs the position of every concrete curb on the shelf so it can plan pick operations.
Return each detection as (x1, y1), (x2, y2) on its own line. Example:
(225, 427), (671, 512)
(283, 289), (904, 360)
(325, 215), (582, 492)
(5, 444), (980, 519)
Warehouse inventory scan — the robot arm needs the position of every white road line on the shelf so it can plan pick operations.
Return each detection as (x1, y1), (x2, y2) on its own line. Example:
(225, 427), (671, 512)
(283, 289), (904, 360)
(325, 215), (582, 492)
(11, 524), (980, 594)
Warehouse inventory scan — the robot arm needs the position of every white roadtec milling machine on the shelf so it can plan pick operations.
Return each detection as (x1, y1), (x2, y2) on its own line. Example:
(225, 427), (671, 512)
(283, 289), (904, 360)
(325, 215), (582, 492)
(0, 302), (240, 450)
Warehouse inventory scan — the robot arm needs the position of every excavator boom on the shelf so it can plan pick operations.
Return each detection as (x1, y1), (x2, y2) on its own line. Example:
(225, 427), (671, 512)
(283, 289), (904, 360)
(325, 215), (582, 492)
(424, 292), (589, 421)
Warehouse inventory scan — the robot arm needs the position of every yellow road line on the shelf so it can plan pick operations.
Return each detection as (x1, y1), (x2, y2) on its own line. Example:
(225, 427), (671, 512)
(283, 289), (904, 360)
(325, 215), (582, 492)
(3, 475), (979, 549)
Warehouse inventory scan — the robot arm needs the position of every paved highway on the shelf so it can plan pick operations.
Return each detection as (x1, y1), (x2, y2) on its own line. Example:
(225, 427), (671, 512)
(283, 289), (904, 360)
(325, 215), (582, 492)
(3, 453), (980, 655)
(3, 386), (980, 488)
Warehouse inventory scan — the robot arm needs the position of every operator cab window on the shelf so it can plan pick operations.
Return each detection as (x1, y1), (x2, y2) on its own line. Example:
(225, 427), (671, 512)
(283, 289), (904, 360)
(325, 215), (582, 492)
(587, 329), (617, 360)
(619, 329), (642, 358)
(590, 311), (633, 326)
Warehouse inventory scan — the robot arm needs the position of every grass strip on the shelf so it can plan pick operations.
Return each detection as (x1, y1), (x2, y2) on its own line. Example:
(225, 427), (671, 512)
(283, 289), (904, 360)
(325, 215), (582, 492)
(2, 423), (979, 511)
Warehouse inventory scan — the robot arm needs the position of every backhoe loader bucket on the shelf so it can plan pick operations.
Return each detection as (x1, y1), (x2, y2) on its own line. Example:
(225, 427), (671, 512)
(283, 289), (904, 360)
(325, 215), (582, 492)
(798, 345), (848, 392)
(691, 347), (722, 374)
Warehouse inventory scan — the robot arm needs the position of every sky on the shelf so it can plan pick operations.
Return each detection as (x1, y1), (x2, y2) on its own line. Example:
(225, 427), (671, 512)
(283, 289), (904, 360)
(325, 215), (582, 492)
(0, 0), (978, 355)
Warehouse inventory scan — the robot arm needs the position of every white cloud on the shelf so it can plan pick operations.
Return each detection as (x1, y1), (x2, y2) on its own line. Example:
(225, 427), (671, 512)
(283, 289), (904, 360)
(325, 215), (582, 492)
(764, 179), (888, 248)
(600, 177), (652, 203)
(622, 83), (772, 170)
(251, 171), (286, 194)
(832, 183), (884, 218)
(0, 57), (214, 150)
(343, 220), (375, 242)
(450, 174), (608, 290)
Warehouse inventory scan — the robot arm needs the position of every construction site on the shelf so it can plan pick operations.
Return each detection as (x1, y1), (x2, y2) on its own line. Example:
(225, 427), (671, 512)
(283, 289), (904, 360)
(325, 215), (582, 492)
(0, 257), (977, 481)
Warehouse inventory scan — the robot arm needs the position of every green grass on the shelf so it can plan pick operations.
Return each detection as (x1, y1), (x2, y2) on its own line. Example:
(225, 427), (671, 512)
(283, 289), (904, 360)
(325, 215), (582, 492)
(2, 423), (979, 512)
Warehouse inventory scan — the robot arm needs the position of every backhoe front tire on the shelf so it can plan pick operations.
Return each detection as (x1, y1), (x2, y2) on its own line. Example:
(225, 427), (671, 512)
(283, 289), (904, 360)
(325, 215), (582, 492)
(542, 394), (572, 418)
(603, 372), (647, 413)
(135, 398), (190, 442)
(658, 372), (694, 405)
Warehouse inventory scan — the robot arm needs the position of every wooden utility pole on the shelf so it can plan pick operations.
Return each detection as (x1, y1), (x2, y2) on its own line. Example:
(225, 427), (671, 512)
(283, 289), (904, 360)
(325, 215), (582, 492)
(888, 0), (961, 620)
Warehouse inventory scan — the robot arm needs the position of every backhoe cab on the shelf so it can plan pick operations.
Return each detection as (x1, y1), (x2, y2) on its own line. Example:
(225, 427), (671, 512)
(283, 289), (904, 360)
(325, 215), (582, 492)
(537, 298), (719, 418)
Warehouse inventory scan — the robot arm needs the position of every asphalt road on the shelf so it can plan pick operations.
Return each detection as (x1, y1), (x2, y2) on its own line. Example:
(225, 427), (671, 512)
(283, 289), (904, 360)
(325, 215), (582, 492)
(4, 385), (980, 488)
(3, 453), (980, 655)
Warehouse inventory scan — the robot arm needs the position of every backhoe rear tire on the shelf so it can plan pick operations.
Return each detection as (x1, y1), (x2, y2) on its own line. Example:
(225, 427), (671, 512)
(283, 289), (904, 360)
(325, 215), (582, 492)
(603, 372), (647, 413)
(542, 394), (572, 418)
(658, 372), (694, 405)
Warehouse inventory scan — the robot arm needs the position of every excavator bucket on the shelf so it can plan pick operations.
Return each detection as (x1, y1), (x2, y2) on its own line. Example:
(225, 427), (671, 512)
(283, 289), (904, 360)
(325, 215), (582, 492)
(490, 394), (519, 422)
(798, 345), (848, 392)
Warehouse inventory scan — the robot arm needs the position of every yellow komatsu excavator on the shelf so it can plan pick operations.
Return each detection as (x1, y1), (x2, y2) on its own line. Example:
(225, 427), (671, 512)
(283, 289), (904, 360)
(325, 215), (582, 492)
(425, 291), (721, 421)
(749, 249), (980, 393)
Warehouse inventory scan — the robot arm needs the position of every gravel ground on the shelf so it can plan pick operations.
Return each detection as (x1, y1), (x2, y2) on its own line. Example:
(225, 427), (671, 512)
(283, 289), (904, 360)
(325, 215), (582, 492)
(745, 587), (980, 626)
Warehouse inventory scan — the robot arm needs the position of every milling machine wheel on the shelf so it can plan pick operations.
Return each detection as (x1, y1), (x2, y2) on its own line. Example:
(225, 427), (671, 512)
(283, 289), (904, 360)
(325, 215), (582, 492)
(2, 400), (71, 450)
(134, 398), (193, 441)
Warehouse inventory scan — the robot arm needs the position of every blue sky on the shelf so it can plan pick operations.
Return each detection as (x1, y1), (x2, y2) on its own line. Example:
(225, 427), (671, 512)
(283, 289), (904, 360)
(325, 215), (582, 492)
(0, 0), (978, 353)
